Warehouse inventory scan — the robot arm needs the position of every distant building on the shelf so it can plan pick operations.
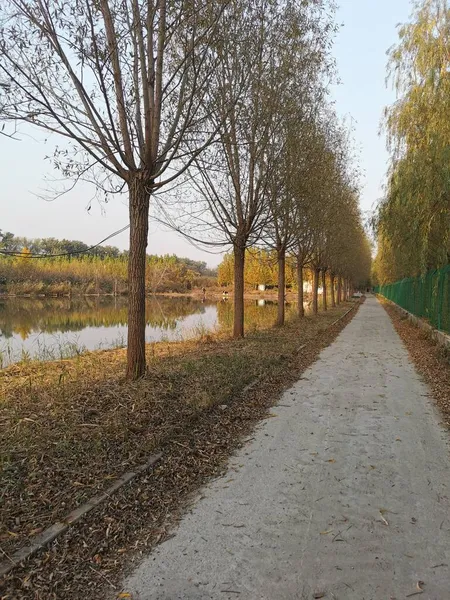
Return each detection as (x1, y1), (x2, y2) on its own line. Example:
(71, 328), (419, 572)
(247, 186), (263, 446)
(303, 281), (323, 294)
(256, 281), (322, 294)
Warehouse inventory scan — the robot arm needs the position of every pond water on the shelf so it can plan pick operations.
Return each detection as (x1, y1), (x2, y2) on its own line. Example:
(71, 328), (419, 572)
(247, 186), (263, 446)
(0, 295), (299, 367)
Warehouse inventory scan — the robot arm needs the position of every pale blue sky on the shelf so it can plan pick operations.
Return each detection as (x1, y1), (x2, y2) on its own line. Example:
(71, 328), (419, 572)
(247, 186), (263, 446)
(0, 0), (412, 266)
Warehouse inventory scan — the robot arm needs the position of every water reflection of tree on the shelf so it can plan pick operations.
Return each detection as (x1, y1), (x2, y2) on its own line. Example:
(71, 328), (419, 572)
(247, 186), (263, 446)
(216, 300), (296, 332)
(0, 296), (211, 339)
(0, 297), (300, 341)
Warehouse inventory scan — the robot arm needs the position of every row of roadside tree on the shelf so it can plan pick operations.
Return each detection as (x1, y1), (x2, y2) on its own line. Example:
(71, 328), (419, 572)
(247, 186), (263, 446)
(217, 249), (370, 315)
(0, 0), (371, 378)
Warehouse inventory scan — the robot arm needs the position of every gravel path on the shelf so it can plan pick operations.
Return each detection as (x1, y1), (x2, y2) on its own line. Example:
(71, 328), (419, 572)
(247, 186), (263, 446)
(122, 297), (450, 599)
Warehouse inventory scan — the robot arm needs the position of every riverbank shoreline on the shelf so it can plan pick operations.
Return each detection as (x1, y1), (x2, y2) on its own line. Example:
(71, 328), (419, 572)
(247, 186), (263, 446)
(0, 288), (303, 300)
(1, 300), (359, 598)
(0, 293), (312, 368)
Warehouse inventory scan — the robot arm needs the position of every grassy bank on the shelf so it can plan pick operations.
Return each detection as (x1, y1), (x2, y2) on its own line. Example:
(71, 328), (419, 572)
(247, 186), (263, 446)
(1, 301), (358, 598)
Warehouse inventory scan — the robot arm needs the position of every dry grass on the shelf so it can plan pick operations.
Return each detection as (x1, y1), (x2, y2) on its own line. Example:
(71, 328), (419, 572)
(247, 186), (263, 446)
(1, 337), (245, 552)
(381, 301), (450, 429)
(1, 301), (358, 599)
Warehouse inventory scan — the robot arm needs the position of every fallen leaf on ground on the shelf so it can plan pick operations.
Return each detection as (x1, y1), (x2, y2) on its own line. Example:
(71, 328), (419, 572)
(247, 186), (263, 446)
(379, 512), (389, 526)
(406, 580), (424, 597)
(379, 508), (397, 515)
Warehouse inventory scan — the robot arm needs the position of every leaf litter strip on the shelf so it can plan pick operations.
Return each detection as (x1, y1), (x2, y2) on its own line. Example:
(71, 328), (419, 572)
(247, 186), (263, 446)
(1, 299), (360, 579)
(0, 453), (162, 577)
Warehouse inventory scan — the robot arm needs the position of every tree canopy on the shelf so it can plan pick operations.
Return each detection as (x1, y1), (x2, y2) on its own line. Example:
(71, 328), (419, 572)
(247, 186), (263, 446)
(374, 0), (450, 284)
(1, 0), (372, 369)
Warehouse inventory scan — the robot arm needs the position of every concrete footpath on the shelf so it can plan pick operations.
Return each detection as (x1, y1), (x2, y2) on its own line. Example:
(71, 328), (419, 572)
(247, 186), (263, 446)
(122, 297), (450, 600)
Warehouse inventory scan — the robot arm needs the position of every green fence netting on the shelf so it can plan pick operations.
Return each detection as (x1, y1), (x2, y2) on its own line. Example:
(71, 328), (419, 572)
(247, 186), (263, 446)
(374, 265), (450, 334)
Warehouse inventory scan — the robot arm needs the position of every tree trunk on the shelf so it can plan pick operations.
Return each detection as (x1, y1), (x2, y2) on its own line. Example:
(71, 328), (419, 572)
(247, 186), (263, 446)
(297, 259), (304, 318)
(322, 269), (327, 311)
(126, 176), (150, 379)
(233, 243), (245, 338)
(337, 276), (342, 304)
(330, 274), (336, 307)
(276, 247), (286, 326)
(312, 267), (319, 315)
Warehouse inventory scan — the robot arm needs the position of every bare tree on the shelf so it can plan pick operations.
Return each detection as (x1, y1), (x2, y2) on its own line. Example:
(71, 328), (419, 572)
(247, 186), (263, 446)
(302, 113), (355, 314)
(293, 198), (317, 318)
(320, 120), (363, 307)
(288, 121), (334, 316)
(164, 0), (278, 337)
(0, 0), (227, 378)
(266, 108), (326, 325)
(262, 2), (334, 326)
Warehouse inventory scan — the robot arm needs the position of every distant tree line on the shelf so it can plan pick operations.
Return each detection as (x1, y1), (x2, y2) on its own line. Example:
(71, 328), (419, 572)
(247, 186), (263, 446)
(0, 231), (216, 295)
(218, 250), (298, 290)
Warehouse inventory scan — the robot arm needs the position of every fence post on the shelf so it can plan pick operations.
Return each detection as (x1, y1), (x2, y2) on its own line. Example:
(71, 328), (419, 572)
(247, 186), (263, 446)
(437, 268), (445, 331)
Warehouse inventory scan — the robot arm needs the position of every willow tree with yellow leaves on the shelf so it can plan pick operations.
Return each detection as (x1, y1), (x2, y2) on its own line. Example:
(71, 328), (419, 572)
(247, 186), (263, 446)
(375, 0), (450, 283)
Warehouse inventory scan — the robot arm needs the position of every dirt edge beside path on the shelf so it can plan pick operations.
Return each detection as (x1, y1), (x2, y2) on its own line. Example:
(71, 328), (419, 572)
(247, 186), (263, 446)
(381, 300), (450, 429)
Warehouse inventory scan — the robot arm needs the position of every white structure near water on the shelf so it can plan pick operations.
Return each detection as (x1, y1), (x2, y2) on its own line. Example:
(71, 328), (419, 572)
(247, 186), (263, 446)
(258, 282), (323, 294)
